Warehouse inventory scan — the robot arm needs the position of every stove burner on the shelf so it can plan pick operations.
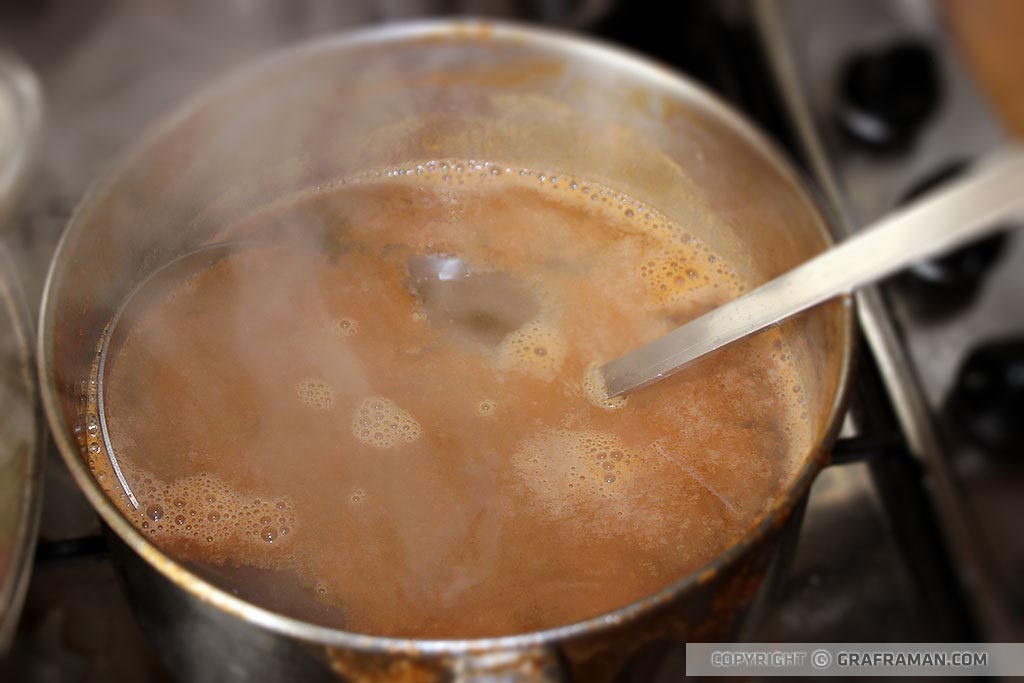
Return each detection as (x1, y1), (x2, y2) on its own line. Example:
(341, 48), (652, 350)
(946, 338), (1024, 460)
(895, 160), (1011, 318)
(837, 40), (941, 151)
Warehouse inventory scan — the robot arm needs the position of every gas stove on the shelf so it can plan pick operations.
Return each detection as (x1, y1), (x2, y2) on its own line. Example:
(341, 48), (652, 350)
(754, 0), (1024, 643)
(1, 1), (1021, 681)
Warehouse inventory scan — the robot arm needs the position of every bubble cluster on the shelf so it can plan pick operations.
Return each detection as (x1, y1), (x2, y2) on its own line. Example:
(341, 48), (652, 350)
(80, 406), (110, 479)
(497, 319), (566, 380)
(512, 428), (648, 516)
(329, 317), (359, 338)
(128, 473), (295, 549)
(82, 361), (299, 554)
(351, 397), (423, 449)
(296, 378), (336, 411)
(582, 364), (628, 412)
(636, 247), (736, 305)
(327, 158), (725, 265)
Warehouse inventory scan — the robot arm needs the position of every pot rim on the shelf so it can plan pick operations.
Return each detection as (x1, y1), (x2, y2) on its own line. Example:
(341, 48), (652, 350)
(37, 18), (854, 655)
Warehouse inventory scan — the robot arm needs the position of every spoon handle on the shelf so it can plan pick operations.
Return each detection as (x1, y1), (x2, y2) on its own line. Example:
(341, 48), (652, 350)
(602, 147), (1024, 397)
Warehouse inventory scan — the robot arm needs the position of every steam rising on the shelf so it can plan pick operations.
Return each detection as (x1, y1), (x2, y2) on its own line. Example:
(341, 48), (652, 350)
(83, 160), (813, 638)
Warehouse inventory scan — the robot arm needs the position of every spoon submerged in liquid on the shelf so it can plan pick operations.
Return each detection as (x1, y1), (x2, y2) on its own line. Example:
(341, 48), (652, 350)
(600, 148), (1024, 397)
(405, 254), (541, 347)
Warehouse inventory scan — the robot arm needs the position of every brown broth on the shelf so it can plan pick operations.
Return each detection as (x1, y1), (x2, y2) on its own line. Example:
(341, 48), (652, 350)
(84, 161), (811, 638)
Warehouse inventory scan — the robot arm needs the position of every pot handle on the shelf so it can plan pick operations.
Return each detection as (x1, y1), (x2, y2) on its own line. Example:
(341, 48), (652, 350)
(325, 644), (568, 682)
(451, 646), (567, 683)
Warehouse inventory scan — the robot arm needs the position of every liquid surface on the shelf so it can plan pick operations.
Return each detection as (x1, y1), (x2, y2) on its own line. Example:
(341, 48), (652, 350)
(85, 161), (811, 638)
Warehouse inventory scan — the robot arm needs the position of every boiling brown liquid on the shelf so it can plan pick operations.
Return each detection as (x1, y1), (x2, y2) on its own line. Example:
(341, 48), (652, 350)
(86, 161), (810, 638)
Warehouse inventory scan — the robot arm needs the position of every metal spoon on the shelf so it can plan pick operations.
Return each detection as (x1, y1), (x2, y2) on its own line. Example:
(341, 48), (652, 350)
(601, 148), (1024, 398)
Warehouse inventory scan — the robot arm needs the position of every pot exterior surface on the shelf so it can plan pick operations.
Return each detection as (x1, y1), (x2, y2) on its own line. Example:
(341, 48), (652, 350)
(111, 517), (789, 682)
(39, 20), (852, 680)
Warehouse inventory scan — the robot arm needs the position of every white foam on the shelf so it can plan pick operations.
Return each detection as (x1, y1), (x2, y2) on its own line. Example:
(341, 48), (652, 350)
(296, 378), (336, 411)
(512, 428), (647, 514)
(351, 397), (423, 449)
(496, 319), (566, 381)
(582, 364), (628, 411)
(126, 473), (297, 550)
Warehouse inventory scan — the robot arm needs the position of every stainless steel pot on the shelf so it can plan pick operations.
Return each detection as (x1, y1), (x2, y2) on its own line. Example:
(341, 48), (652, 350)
(0, 51), (44, 652)
(38, 20), (853, 682)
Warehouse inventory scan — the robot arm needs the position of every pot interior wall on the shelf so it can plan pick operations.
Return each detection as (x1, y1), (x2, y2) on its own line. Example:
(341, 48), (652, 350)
(44, 23), (848, 633)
